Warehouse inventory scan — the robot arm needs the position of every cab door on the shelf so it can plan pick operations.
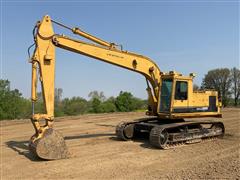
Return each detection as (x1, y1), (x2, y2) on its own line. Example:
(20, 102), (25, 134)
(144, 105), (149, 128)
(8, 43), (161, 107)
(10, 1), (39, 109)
(172, 81), (189, 113)
(159, 79), (173, 112)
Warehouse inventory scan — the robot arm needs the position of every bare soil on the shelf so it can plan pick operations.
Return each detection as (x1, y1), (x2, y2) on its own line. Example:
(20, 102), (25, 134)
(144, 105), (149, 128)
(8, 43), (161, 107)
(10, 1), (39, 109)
(1, 108), (239, 179)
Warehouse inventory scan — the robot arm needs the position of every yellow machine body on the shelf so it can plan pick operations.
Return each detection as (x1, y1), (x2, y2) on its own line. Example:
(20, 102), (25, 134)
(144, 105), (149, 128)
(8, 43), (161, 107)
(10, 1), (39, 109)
(157, 72), (221, 119)
(28, 15), (223, 160)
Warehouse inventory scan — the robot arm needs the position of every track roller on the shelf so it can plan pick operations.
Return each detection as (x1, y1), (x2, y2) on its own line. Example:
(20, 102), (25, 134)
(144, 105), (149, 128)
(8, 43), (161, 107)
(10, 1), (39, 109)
(211, 122), (225, 137)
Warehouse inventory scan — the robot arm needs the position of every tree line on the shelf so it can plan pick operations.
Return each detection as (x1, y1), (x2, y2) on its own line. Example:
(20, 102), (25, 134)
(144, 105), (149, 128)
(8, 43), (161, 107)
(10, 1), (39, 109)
(0, 67), (239, 120)
(53, 90), (147, 117)
(0, 80), (147, 120)
(201, 67), (240, 107)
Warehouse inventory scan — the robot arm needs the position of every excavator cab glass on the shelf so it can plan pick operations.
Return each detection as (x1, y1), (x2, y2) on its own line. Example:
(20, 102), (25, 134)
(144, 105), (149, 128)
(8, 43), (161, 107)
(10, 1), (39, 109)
(175, 81), (188, 100)
(159, 79), (173, 112)
(159, 78), (189, 113)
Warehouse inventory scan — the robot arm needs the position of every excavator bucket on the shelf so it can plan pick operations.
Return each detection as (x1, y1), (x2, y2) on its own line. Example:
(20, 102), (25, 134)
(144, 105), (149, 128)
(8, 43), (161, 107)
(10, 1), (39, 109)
(29, 128), (69, 160)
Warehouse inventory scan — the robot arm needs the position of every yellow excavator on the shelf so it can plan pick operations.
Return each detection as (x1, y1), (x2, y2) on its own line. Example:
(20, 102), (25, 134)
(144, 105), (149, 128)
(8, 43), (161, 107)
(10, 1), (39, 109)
(28, 15), (224, 160)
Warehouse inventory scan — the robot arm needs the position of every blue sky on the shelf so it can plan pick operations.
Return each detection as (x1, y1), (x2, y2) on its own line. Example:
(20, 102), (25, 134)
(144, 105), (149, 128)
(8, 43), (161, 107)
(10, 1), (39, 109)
(0, 1), (239, 99)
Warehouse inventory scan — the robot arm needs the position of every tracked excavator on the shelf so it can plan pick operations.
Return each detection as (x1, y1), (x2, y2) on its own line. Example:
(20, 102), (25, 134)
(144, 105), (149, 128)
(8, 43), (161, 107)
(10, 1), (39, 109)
(28, 15), (225, 160)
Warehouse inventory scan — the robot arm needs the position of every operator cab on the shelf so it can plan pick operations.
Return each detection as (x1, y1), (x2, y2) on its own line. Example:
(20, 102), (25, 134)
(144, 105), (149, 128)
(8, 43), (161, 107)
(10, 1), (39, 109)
(159, 71), (189, 113)
(157, 71), (221, 119)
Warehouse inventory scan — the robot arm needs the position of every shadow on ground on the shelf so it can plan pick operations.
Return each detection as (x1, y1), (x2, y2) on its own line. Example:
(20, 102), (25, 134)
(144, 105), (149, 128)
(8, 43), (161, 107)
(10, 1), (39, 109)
(6, 132), (116, 161)
(64, 133), (115, 140)
(5, 140), (41, 161)
(6, 131), (165, 162)
(109, 133), (157, 150)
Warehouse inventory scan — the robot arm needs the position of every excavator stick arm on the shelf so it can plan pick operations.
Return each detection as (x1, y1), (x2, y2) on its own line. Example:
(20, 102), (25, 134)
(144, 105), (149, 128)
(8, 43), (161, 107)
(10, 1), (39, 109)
(29, 16), (68, 160)
(30, 15), (56, 130)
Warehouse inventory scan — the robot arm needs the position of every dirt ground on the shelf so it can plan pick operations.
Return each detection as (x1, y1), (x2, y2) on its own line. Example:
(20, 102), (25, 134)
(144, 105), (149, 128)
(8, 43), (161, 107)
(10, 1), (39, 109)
(1, 108), (239, 179)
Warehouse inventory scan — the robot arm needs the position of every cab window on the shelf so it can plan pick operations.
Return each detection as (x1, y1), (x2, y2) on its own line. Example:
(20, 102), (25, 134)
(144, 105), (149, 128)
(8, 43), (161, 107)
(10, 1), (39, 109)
(175, 81), (188, 100)
(160, 79), (173, 112)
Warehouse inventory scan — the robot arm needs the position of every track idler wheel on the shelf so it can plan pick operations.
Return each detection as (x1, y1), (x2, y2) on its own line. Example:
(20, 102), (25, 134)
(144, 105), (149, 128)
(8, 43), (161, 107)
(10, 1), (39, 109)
(149, 126), (169, 149)
(116, 122), (135, 141)
(29, 128), (69, 160)
(211, 122), (225, 137)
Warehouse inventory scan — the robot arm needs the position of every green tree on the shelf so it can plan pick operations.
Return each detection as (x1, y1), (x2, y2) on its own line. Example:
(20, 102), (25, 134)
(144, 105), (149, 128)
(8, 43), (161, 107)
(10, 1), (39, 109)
(100, 97), (117, 113)
(201, 68), (232, 107)
(54, 88), (64, 116)
(115, 91), (135, 112)
(90, 97), (102, 113)
(0, 79), (10, 91)
(0, 79), (31, 119)
(88, 91), (108, 113)
(33, 92), (44, 114)
(62, 97), (88, 115)
(230, 67), (240, 106)
(34, 88), (64, 115)
(131, 97), (147, 110)
(88, 91), (106, 102)
(55, 88), (63, 104)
